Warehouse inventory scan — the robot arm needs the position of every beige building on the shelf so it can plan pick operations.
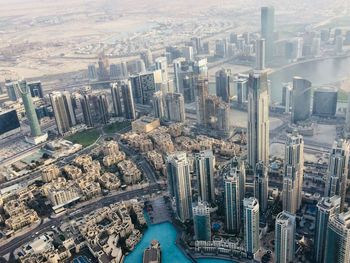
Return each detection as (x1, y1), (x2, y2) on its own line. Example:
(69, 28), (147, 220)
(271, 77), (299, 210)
(41, 165), (60, 183)
(132, 116), (160, 133)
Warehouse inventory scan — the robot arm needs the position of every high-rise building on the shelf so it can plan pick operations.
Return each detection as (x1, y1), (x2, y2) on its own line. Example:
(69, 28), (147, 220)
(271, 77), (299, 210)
(275, 211), (296, 263)
(197, 78), (209, 125)
(88, 64), (98, 80)
(224, 158), (245, 234)
(28, 81), (44, 98)
(345, 92), (350, 134)
(120, 61), (128, 78)
(283, 130), (304, 214)
(254, 161), (269, 213)
(152, 91), (165, 119)
(95, 93), (109, 124)
(155, 57), (168, 83)
(335, 35), (344, 53)
(130, 71), (162, 105)
(195, 150), (215, 204)
(314, 196), (341, 263)
(191, 37), (202, 54)
(109, 64), (120, 80)
(193, 201), (211, 241)
(291, 77), (312, 124)
(167, 152), (192, 222)
(281, 83), (292, 113)
(324, 211), (350, 263)
(120, 81), (136, 120)
(50, 91), (76, 135)
(173, 57), (186, 93)
(247, 71), (269, 168)
(261, 6), (275, 63)
(16, 80), (42, 137)
(243, 197), (260, 258)
(80, 94), (93, 127)
(111, 83), (123, 117)
(325, 139), (350, 211)
(182, 46), (194, 61)
(5, 80), (19, 101)
(164, 92), (186, 122)
(140, 50), (153, 69)
(215, 69), (231, 103)
(235, 75), (248, 104)
(97, 54), (110, 81)
(255, 38), (266, 70)
(312, 87), (338, 117)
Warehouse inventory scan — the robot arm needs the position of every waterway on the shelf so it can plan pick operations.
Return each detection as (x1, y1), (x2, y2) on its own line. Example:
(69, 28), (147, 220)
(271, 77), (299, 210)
(125, 221), (235, 263)
(269, 55), (350, 102)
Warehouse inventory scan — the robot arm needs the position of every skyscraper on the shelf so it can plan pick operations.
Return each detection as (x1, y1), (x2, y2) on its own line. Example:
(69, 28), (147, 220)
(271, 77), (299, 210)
(247, 71), (269, 168)
(140, 49), (153, 69)
(173, 57), (186, 93)
(254, 161), (269, 213)
(16, 80), (42, 137)
(261, 6), (275, 63)
(50, 91), (76, 135)
(243, 197), (260, 258)
(155, 57), (168, 83)
(282, 83), (292, 113)
(314, 196), (341, 263)
(192, 201), (211, 241)
(255, 38), (266, 70)
(324, 211), (350, 263)
(291, 77), (312, 124)
(130, 71), (162, 105)
(167, 152), (192, 222)
(152, 91), (165, 119)
(235, 75), (248, 104)
(95, 93), (109, 124)
(345, 92), (350, 135)
(88, 64), (98, 81)
(164, 92), (186, 123)
(224, 159), (245, 234)
(5, 80), (19, 101)
(111, 83), (123, 117)
(80, 94), (93, 127)
(275, 211), (296, 263)
(28, 81), (44, 98)
(325, 139), (350, 211)
(120, 81), (136, 120)
(215, 69), (231, 103)
(195, 150), (215, 204)
(197, 78), (209, 125)
(283, 130), (304, 214)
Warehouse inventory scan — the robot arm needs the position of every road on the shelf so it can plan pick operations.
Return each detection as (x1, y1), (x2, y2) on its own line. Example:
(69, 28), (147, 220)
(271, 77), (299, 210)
(0, 183), (161, 257)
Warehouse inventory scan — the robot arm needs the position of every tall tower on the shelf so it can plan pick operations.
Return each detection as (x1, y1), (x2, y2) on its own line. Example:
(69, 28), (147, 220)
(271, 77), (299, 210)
(254, 161), (269, 213)
(195, 150), (215, 204)
(325, 139), (350, 211)
(215, 69), (231, 103)
(283, 130), (304, 214)
(16, 80), (42, 137)
(314, 196), (341, 263)
(120, 81), (136, 120)
(255, 38), (266, 70)
(324, 211), (350, 263)
(192, 201), (211, 241)
(96, 93), (109, 124)
(111, 83), (123, 117)
(167, 152), (192, 222)
(197, 77), (209, 125)
(152, 91), (165, 119)
(261, 6), (275, 63)
(155, 57), (168, 83)
(243, 197), (260, 258)
(224, 159), (245, 234)
(275, 211), (296, 263)
(50, 91), (76, 135)
(247, 71), (269, 168)
(164, 92), (186, 122)
(291, 77), (312, 124)
(80, 94), (93, 127)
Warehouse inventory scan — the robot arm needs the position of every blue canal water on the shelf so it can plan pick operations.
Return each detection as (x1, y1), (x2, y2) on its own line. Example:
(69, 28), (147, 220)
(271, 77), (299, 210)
(125, 221), (235, 263)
